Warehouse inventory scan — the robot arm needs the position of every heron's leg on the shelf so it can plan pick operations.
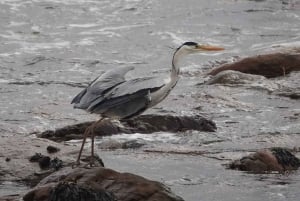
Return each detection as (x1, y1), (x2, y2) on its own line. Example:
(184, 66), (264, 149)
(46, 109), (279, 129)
(75, 126), (91, 165)
(90, 124), (95, 165)
(89, 118), (104, 166)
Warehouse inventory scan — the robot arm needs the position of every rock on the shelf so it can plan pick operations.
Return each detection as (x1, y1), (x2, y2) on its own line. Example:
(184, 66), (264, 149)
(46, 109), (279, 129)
(48, 183), (114, 201)
(121, 140), (145, 149)
(47, 145), (60, 154)
(23, 167), (184, 201)
(29, 153), (44, 162)
(206, 70), (266, 85)
(99, 139), (145, 150)
(38, 156), (51, 170)
(272, 88), (300, 99)
(37, 114), (216, 142)
(80, 155), (105, 167)
(24, 182), (114, 201)
(37, 122), (90, 141)
(208, 51), (300, 78)
(49, 158), (64, 171)
(0, 194), (19, 201)
(228, 147), (300, 173)
(29, 153), (63, 171)
(123, 114), (216, 133)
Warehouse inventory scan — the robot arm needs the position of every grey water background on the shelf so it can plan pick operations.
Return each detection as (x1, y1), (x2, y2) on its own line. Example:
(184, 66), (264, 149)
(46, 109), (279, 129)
(0, 0), (300, 200)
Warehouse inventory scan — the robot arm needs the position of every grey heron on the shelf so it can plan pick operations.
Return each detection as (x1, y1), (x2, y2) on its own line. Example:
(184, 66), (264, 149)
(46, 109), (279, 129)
(71, 42), (224, 165)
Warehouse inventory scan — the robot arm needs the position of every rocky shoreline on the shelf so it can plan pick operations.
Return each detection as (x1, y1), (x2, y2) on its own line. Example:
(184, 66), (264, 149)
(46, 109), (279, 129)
(1, 50), (300, 200)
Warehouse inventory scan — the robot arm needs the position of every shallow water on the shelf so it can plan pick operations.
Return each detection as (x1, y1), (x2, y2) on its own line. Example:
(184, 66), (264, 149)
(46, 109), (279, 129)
(0, 0), (300, 200)
(102, 151), (300, 201)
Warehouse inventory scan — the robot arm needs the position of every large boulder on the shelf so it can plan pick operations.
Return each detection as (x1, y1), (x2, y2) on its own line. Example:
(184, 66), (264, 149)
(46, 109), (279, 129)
(37, 114), (216, 142)
(23, 167), (184, 201)
(208, 51), (300, 78)
(228, 147), (300, 173)
(205, 70), (266, 85)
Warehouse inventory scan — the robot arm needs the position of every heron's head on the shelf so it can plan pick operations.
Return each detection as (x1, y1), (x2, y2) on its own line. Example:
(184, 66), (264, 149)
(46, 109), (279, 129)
(177, 42), (224, 54)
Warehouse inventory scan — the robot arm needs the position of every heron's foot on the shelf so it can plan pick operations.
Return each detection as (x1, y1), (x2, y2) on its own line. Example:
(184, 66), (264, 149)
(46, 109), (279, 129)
(82, 161), (97, 168)
(71, 161), (81, 169)
(82, 155), (105, 167)
(80, 160), (99, 168)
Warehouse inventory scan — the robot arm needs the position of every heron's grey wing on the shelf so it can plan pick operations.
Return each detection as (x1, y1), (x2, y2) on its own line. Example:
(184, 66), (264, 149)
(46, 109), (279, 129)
(71, 66), (134, 109)
(87, 76), (165, 116)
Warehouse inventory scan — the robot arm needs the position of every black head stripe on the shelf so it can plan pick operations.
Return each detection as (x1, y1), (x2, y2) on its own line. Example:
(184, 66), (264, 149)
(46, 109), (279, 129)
(176, 42), (198, 51)
(182, 42), (198, 46)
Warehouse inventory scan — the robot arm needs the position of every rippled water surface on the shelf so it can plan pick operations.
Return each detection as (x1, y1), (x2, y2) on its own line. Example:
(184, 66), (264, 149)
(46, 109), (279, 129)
(0, 0), (300, 200)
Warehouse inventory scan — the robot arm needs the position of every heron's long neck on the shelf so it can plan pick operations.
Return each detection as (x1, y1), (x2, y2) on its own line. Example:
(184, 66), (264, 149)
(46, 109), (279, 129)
(170, 48), (186, 86)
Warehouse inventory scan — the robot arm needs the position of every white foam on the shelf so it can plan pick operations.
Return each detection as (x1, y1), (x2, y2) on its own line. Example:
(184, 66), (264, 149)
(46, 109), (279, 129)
(108, 132), (181, 143)
(69, 23), (99, 28)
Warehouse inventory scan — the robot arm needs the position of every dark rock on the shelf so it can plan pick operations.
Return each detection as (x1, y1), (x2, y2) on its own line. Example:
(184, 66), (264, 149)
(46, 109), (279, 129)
(49, 158), (63, 171)
(39, 156), (51, 170)
(228, 147), (300, 173)
(29, 153), (63, 171)
(47, 145), (60, 154)
(123, 114), (216, 133)
(23, 186), (52, 201)
(122, 140), (145, 149)
(29, 153), (51, 170)
(80, 155), (105, 167)
(48, 182), (115, 201)
(206, 70), (265, 85)
(0, 194), (19, 201)
(23, 167), (184, 201)
(99, 139), (145, 150)
(208, 51), (300, 78)
(5, 157), (10, 162)
(38, 122), (90, 141)
(37, 114), (216, 142)
(29, 153), (43, 162)
(271, 147), (300, 169)
(272, 88), (300, 100)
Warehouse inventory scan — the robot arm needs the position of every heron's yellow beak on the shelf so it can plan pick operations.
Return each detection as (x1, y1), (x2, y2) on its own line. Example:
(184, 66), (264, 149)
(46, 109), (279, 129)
(196, 44), (224, 51)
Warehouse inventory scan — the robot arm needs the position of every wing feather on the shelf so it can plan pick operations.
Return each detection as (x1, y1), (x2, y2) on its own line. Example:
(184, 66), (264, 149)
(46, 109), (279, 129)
(87, 76), (165, 114)
(71, 66), (134, 109)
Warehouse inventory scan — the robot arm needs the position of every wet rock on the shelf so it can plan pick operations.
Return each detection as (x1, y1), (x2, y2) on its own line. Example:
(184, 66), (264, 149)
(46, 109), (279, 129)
(272, 88), (300, 99)
(98, 140), (123, 150)
(37, 114), (216, 142)
(49, 158), (64, 171)
(208, 51), (300, 78)
(29, 153), (63, 171)
(47, 145), (60, 154)
(24, 182), (114, 201)
(228, 147), (300, 173)
(206, 70), (266, 85)
(38, 156), (51, 170)
(37, 122), (91, 141)
(29, 153), (44, 162)
(23, 167), (184, 201)
(122, 140), (145, 149)
(49, 183), (114, 201)
(123, 114), (216, 133)
(80, 155), (105, 167)
(0, 194), (19, 201)
(99, 139), (146, 150)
